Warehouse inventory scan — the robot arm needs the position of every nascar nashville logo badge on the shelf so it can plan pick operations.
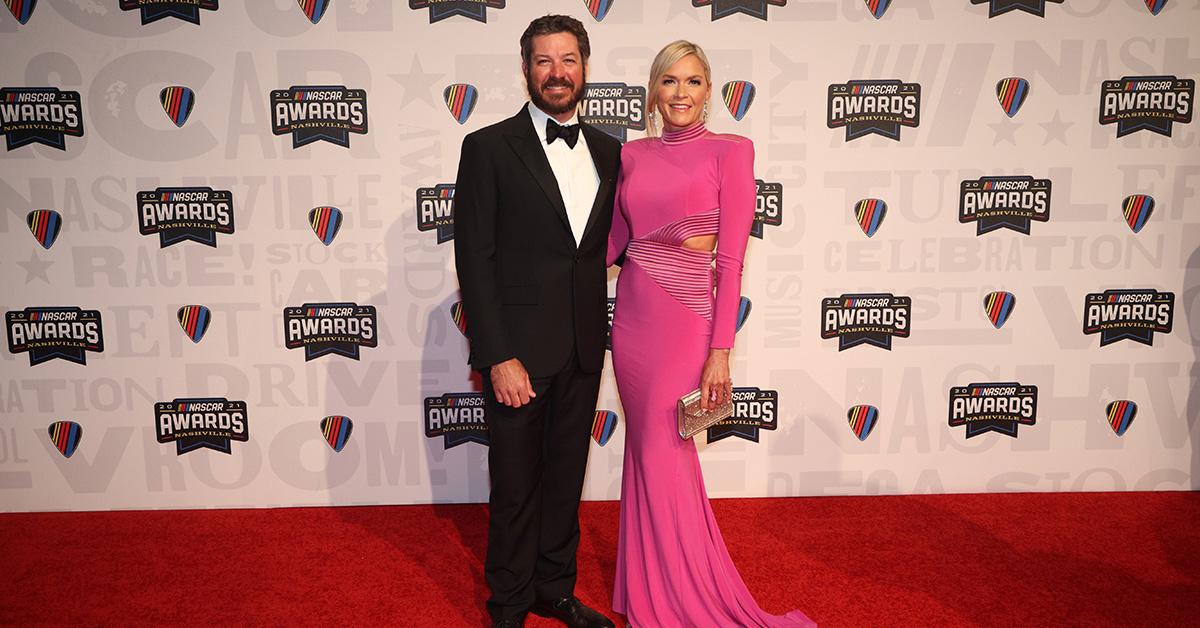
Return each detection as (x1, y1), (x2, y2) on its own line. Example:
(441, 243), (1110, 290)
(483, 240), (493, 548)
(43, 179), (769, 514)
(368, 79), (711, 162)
(579, 83), (645, 142)
(707, 387), (778, 444)
(7, 307), (103, 366)
(0, 87), (83, 151)
(1082, 289), (1174, 347)
(821, 293), (911, 351)
(138, 187), (234, 248)
(119, 0), (218, 24)
(949, 383), (1037, 438)
(1099, 76), (1193, 138)
(272, 85), (368, 148)
(959, 176), (1051, 235)
(155, 398), (248, 455)
(751, 180), (782, 238)
(827, 80), (920, 141)
(284, 303), (377, 360)
(417, 184), (455, 243)
(425, 393), (489, 448)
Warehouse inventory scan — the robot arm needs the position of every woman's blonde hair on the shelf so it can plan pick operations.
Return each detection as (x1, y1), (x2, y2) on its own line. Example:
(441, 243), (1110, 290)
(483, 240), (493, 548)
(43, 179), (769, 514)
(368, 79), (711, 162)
(645, 40), (712, 137)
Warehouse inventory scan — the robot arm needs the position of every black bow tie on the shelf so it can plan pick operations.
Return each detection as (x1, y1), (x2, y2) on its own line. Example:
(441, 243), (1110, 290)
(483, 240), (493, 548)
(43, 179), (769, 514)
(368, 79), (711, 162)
(545, 118), (580, 149)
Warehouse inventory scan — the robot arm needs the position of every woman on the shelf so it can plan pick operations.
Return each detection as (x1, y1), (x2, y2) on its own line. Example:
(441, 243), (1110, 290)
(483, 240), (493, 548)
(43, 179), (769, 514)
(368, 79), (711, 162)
(607, 41), (814, 627)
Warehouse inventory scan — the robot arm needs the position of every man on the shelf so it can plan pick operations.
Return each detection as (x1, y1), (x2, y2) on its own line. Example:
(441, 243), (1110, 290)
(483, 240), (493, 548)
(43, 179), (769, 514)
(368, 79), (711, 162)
(453, 14), (620, 628)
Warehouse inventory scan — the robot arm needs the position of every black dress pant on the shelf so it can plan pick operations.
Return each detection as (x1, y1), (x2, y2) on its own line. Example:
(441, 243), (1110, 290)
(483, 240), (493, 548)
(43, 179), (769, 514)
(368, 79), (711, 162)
(482, 350), (601, 622)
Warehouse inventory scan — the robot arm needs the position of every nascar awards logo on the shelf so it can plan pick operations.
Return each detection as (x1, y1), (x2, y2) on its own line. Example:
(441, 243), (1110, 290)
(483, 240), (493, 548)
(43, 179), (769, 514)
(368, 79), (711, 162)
(949, 383), (1038, 438)
(827, 80), (920, 141)
(0, 88), (83, 151)
(693, 0), (785, 20)
(119, 0), (218, 24)
(605, 297), (616, 350)
(970, 0), (1062, 17)
(271, 85), (368, 148)
(138, 187), (234, 248)
(579, 83), (645, 142)
(821, 293), (911, 350)
(7, 307), (103, 366)
(1083, 289), (1174, 347)
(155, 398), (248, 455)
(959, 176), (1051, 235)
(425, 393), (489, 448)
(751, 180), (782, 239)
(417, 184), (455, 244)
(707, 387), (778, 443)
(284, 303), (377, 361)
(410, 0), (504, 23)
(1099, 76), (1193, 138)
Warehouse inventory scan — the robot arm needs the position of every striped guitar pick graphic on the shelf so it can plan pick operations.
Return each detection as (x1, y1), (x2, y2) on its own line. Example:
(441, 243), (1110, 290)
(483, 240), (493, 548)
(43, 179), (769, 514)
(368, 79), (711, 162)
(47, 421), (82, 459)
(5, 0), (35, 24)
(735, 297), (752, 333)
(297, 0), (330, 24)
(854, 199), (886, 237)
(450, 301), (468, 337)
(177, 305), (211, 343)
(26, 210), (61, 249)
(309, 206), (343, 245)
(583, 0), (614, 21)
(321, 415), (353, 452)
(863, 0), (890, 19)
(444, 84), (478, 125)
(721, 81), (755, 121)
(1105, 400), (1136, 436)
(983, 291), (1016, 329)
(1145, 0), (1167, 15)
(592, 410), (618, 446)
(159, 86), (195, 128)
(995, 77), (1029, 118)
(847, 405), (878, 441)
(1122, 194), (1154, 233)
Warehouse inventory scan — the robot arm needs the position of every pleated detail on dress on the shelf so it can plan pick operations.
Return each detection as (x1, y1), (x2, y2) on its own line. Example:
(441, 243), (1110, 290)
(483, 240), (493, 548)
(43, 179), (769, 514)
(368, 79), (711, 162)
(624, 207), (720, 321)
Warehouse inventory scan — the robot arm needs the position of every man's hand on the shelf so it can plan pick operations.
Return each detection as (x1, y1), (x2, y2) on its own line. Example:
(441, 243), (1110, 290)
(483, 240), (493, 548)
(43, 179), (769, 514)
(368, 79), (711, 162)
(491, 358), (537, 408)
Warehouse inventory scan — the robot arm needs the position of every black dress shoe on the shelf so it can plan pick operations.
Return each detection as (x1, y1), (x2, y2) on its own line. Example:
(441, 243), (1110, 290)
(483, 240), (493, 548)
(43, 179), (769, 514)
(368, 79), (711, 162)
(492, 616), (525, 628)
(530, 596), (615, 628)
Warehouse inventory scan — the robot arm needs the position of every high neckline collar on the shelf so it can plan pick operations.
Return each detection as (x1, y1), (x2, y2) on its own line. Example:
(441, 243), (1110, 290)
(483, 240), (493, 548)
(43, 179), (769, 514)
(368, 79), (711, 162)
(661, 122), (707, 145)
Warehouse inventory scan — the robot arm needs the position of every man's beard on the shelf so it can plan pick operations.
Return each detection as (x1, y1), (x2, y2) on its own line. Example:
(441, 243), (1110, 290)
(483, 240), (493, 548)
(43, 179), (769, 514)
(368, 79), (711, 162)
(526, 68), (586, 116)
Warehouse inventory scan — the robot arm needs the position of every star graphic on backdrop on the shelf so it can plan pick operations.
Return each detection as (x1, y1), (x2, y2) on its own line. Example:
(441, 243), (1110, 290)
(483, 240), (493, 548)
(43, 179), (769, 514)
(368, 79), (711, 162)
(389, 55), (444, 109)
(17, 252), (53, 284)
(1040, 110), (1074, 146)
(987, 118), (1021, 145)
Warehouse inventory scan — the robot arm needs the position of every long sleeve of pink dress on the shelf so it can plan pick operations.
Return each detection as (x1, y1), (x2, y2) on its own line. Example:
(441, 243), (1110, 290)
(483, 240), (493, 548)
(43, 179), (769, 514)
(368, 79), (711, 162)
(608, 122), (815, 627)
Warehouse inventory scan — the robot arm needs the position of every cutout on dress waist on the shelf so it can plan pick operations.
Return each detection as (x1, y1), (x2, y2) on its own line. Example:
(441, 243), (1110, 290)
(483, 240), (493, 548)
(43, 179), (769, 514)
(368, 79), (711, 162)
(681, 234), (716, 252)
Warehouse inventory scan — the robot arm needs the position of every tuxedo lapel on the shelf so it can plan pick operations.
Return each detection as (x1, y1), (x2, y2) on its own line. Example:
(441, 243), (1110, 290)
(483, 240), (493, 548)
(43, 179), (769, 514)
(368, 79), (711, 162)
(502, 107), (572, 236)
(578, 124), (617, 246)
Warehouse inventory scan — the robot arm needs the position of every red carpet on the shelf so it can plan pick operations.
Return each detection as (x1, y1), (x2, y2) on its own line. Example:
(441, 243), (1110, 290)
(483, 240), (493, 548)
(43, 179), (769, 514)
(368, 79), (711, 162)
(2, 492), (1198, 627)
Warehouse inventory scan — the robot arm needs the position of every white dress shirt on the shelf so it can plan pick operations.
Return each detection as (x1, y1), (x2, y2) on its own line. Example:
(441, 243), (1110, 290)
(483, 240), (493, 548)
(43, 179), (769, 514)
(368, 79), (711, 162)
(527, 102), (600, 246)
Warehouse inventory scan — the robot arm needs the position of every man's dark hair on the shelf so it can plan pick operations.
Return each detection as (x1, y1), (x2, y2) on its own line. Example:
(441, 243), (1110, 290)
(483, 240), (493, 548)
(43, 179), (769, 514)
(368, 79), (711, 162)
(520, 14), (590, 66)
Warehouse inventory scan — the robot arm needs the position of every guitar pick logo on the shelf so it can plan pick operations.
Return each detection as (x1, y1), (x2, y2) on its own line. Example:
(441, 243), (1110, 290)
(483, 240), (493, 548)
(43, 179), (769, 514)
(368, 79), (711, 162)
(1105, 400), (1136, 436)
(983, 291), (1016, 329)
(309, 206), (343, 245)
(847, 405), (878, 441)
(592, 410), (618, 446)
(1145, 0), (1167, 15)
(1122, 194), (1154, 233)
(48, 421), (82, 459)
(736, 297), (752, 333)
(26, 210), (61, 249)
(583, 0), (613, 21)
(854, 199), (886, 237)
(297, 0), (330, 24)
(321, 415), (353, 452)
(996, 77), (1029, 118)
(450, 301), (468, 337)
(5, 0), (35, 24)
(159, 86), (195, 128)
(722, 81), (755, 121)
(177, 305), (211, 344)
(863, 0), (889, 19)
(444, 84), (478, 125)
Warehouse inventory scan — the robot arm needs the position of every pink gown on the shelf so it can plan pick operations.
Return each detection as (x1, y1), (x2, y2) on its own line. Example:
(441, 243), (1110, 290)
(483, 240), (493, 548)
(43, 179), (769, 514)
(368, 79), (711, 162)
(607, 122), (815, 627)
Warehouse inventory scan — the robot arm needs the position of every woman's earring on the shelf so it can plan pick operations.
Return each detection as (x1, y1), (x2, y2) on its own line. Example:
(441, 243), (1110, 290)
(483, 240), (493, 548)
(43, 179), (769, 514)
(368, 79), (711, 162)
(703, 102), (709, 122)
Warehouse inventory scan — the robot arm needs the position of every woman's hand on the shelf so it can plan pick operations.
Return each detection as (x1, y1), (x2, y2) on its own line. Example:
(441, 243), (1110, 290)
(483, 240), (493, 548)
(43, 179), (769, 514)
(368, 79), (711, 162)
(699, 348), (732, 412)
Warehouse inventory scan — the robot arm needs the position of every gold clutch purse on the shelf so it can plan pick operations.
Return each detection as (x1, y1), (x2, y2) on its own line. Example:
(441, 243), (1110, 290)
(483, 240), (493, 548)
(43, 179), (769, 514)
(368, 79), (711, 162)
(677, 389), (735, 440)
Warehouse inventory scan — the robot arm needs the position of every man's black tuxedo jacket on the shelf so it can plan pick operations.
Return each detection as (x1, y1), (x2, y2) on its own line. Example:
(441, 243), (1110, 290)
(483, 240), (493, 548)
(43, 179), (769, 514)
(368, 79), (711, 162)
(454, 106), (621, 377)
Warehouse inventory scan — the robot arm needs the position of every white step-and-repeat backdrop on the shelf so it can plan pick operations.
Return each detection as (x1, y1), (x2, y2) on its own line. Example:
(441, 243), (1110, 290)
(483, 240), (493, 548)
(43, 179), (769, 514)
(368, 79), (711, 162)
(2, 0), (1198, 512)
